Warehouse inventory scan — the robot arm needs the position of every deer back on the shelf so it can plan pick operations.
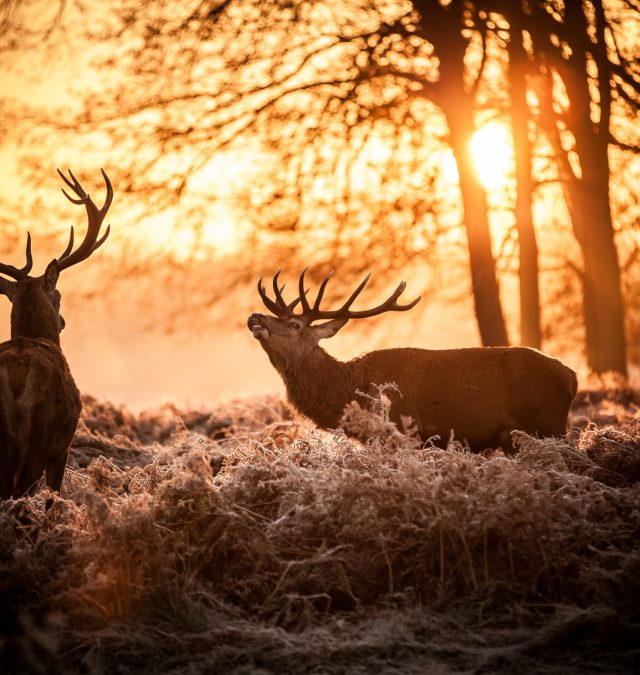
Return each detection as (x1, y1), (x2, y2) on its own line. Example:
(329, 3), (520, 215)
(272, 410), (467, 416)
(350, 345), (577, 448)
(0, 337), (80, 498)
(0, 169), (112, 499)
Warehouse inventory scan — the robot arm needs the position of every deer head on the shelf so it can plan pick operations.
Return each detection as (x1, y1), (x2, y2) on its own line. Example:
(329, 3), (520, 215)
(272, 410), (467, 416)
(0, 169), (112, 343)
(248, 269), (420, 372)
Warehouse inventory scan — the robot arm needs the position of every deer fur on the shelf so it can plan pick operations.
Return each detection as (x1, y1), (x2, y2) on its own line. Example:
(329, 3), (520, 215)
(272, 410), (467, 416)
(0, 263), (81, 499)
(0, 169), (112, 500)
(248, 276), (577, 451)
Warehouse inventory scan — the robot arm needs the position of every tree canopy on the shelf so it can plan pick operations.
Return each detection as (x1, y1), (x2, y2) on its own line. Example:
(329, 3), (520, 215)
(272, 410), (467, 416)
(1, 0), (639, 370)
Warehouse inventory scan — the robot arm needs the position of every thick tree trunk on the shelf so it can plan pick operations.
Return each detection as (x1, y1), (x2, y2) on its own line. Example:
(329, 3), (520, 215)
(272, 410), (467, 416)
(567, 153), (627, 374)
(415, 1), (508, 346)
(509, 0), (628, 374)
(508, 28), (541, 349)
(448, 109), (509, 346)
(540, 91), (627, 373)
(554, 0), (627, 375)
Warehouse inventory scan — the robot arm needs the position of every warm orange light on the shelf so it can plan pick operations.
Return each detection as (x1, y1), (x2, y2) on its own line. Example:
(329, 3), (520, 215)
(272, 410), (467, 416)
(441, 149), (459, 183)
(470, 122), (513, 190)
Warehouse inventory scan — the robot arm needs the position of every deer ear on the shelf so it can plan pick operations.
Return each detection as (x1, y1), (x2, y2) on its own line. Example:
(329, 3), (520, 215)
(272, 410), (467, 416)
(43, 260), (60, 292)
(0, 278), (16, 302)
(313, 318), (348, 340)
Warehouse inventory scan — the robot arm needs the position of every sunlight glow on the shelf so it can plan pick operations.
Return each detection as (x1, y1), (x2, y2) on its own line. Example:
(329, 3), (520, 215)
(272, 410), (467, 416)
(470, 122), (513, 190)
(441, 149), (459, 183)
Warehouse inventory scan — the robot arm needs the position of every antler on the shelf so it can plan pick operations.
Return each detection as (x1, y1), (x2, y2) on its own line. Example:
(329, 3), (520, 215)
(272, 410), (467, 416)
(257, 270), (306, 317)
(258, 269), (420, 323)
(56, 169), (113, 271)
(0, 233), (33, 281)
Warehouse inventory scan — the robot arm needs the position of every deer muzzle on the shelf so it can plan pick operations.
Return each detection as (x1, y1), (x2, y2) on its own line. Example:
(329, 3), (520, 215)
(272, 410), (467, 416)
(248, 313), (270, 340)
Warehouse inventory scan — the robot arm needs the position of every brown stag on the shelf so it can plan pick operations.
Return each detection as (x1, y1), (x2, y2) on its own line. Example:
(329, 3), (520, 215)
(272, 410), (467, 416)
(248, 270), (577, 451)
(0, 169), (113, 500)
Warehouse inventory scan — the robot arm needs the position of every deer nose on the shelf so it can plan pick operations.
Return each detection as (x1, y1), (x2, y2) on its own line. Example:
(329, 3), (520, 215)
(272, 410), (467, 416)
(247, 313), (265, 329)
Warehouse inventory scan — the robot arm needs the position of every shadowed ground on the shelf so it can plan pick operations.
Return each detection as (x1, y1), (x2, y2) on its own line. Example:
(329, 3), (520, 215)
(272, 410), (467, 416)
(1, 384), (639, 674)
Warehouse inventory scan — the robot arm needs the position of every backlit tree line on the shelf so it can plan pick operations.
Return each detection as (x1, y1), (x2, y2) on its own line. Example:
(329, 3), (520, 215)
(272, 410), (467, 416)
(2, 0), (639, 374)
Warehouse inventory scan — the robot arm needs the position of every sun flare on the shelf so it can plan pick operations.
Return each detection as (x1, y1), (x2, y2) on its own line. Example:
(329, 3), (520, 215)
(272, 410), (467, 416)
(470, 122), (513, 190)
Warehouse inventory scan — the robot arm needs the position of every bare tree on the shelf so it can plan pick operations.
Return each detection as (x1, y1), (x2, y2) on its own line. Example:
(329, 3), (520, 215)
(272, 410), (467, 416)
(3, 0), (638, 366)
(506, 13), (542, 349)
(525, 0), (639, 374)
(20, 0), (508, 345)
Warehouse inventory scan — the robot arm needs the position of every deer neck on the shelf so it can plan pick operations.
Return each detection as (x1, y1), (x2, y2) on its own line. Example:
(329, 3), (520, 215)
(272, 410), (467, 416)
(280, 345), (354, 429)
(11, 297), (61, 346)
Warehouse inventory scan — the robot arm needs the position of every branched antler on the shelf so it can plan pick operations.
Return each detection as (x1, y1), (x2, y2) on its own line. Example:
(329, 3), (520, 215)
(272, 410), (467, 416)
(0, 233), (33, 281)
(56, 169), (113, 271)
(258, 269), (420, 323)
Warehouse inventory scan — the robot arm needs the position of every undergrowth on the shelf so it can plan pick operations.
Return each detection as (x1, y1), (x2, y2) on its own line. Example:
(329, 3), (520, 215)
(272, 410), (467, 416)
(1, 388), (639, 674)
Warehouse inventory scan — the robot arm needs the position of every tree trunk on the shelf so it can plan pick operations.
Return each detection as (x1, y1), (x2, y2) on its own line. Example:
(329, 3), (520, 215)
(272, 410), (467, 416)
(508, 27), (541, 349)
(448, 108), (510, 346)
(554, 0), (627, 375)
(415, 0), (508, 346)
(567, 146), (627, 374)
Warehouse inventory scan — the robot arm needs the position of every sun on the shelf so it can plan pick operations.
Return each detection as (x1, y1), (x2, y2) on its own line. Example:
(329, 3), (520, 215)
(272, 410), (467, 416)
(470, 121), (513, 190)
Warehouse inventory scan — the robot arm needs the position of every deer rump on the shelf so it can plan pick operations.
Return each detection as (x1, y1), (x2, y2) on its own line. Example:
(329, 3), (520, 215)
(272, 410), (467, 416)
(0, 338), (80, 499)
(342, 346), (577, 451)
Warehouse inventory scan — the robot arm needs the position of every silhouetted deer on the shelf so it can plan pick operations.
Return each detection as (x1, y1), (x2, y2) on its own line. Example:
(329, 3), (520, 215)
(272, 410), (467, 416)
(248, 270), (577, 451)
(0, 169), (112, 499)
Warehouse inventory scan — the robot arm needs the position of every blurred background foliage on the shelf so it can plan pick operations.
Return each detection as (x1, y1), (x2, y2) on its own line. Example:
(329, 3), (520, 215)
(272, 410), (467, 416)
(0, 0), (638, 375)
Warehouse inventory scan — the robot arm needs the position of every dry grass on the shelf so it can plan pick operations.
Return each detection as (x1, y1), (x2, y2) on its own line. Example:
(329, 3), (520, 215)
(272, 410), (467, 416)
(1, 387), (639, 674)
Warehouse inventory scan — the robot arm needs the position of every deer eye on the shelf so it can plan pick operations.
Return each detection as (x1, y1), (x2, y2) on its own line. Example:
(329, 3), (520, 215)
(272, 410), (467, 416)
(288, 321), (302, 330)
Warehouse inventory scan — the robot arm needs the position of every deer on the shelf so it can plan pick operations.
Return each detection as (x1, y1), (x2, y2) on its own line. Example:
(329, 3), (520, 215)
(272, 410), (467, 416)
(248, 270), (578, 452)
(0, 169), (113, 500)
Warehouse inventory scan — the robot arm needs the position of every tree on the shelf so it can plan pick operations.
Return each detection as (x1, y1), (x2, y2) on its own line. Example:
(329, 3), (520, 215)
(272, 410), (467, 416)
(26, 0), (508, 346)
(524, 0), (639, 374)
(3, 0), (638, 366)
(505, 11), (542, 349)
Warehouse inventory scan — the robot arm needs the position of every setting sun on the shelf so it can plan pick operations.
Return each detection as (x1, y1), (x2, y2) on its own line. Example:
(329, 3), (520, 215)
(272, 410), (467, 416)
(470, 122), (514, 190)
(439, 122), (513, 191)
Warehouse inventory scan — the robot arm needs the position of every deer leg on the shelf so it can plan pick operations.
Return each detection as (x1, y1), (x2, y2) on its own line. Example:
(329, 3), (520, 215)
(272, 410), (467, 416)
(45, 450), (68, 511)
(46, 448), (69, 495)
(0, 467), (13, 499)
(12, 456), (45, 498)
(497, 429), (516, 457)
(0, 443), (18, 499)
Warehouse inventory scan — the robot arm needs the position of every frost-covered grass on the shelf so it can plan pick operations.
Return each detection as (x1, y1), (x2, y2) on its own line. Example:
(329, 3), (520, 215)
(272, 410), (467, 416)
(1, 386), (639, 674)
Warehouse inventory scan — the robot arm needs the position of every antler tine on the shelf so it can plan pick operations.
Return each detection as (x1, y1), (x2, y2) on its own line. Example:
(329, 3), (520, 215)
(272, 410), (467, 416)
(258, 274), (292, 317)
(0, 232), (33, 281)
(271, 270), (290, 310)
(293, 272), (420, 322)
(90, 224), (111, 254)
(311, 270), (334, 314)
(346, 281), (421, 318)
(58, 168), (87, 204)
(59, 227), (75, 260)
(56, 168), (113, 271)
(335, 272), (371, 314)
(298, 268), (311, 314)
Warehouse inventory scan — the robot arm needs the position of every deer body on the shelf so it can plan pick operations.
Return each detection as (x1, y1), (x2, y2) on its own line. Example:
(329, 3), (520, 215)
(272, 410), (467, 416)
(249, 271), (577, 451)
(0, 169), (112, 499)
(0, 337), (80, 498)
(271, 341), (576, 450)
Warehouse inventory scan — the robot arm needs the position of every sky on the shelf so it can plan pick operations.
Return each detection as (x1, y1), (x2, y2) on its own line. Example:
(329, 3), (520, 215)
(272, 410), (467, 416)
(0, 17), (488, 409)
(2, 2), (634, 408)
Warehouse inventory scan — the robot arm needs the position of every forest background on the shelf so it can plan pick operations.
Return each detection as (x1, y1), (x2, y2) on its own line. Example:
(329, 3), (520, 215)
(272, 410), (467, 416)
(0, 0), (638, 408)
